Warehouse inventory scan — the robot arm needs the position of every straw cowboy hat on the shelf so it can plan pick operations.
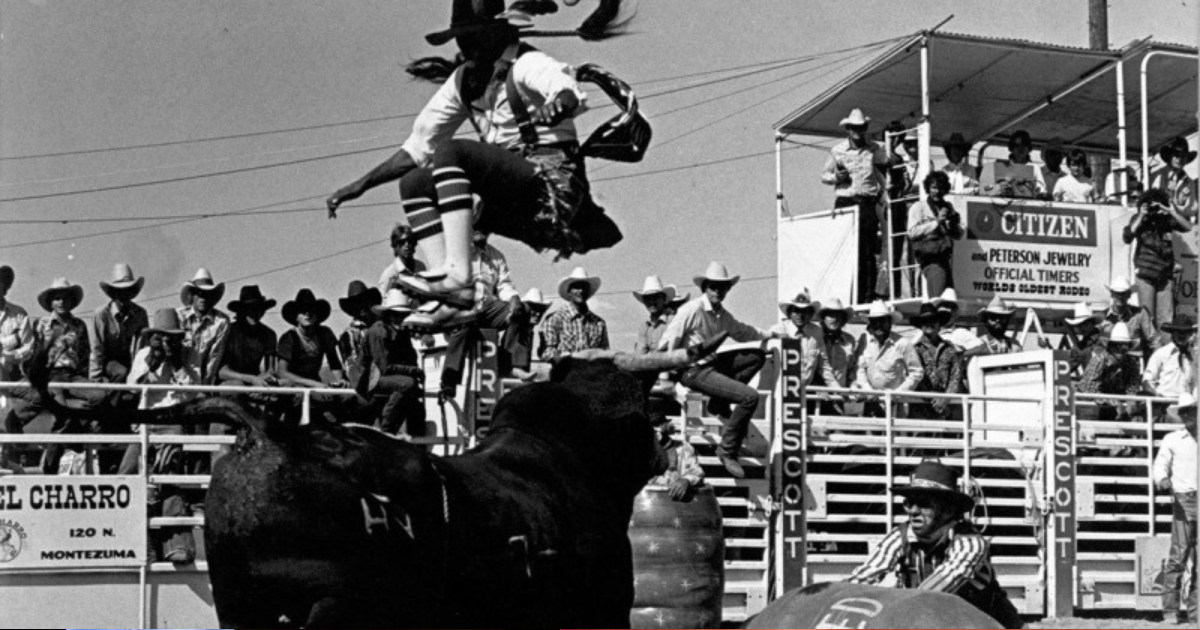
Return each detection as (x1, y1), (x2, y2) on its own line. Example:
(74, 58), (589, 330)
(37, 277), (84, 312)
(1107, 322), (1134, 345)
(667, 286), (690, 309)
(557, 267), (602, 301)
(1167, 392), (1198, 422)
(778, 289), (818, 317)
(979, 295), (1015, 318)
(372, 289), (414, 316)
(141, 308), (186, 338)
(839, 108), (870, 128)
(98, 263), (144, 300)
(632, 275), (676, 304)
(180, 268), (226, 306)
(693, 261), (740, 289)
(522, 287), (551, 313)
(818, 297), (853, 320)
(1065, 302), (1099, 326)
(227, 285), (277, 315)
(943, 132), (971, 152)
(338, 280), (383, 318)
(909, 302), (946, 327)
(281, 289), (331, 326)
(864, 300), (902, 323)
(1042, 136), (1067, 159)
(933, 288), (959, 313)
(1159, 136), (1198, 165)
(1104, 275), (1134, 294)
(892, 460), (975, 514)
(1160, 313), (1198, 333)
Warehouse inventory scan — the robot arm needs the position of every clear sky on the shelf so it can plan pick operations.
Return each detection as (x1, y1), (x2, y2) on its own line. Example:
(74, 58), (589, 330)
(0, 0), (1195, 351)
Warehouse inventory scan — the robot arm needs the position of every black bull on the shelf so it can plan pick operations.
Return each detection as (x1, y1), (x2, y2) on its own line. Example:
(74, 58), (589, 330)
(745, 582), (1003, 629)
(29, 339), (725, 629)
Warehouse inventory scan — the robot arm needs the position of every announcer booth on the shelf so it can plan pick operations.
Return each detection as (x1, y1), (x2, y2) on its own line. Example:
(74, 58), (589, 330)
(767, 29), (1198, 621)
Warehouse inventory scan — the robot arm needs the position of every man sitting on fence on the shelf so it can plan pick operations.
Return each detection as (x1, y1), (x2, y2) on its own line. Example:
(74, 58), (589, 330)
(1153, 393), (1197, 625)
(359, 290), (426, 438)
(813, 297), (858, 415)
(845, 460), (1023, 628)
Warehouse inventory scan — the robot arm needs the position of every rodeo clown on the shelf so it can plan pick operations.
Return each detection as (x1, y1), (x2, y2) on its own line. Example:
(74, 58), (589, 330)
(327, 0), (649, 331)
(845, 460), (1023, 628)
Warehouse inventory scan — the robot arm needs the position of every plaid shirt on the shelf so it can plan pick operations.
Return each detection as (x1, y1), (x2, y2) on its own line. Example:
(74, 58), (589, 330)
(36, 312), (91, 377)
(914, 337), (963, 395)
(177, 306), (231, 385)
(0, 301), (35, 381)
(1076, 349), (1142, 396)
(539, 306), (608, 361)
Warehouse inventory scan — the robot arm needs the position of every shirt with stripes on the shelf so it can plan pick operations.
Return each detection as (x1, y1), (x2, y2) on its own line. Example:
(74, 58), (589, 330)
(847, 521), (994, 595)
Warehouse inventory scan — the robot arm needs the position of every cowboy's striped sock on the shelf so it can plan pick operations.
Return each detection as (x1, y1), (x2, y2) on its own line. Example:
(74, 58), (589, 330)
(433, 167), (474, 216)
(402, 196), (442, 241)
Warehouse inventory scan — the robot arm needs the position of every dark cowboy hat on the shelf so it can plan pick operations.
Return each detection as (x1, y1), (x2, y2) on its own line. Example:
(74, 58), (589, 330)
(909, 302), (946, 327)
(282, 289), (331, 326)
(1007, 129), (1033, 148)
(425, 0), (519, 46)
(892, 460), (975, 514)
(180, 268), (226, 306)
(338, 280), (383, 317)
(1160, 313), (1198, 333)
(37, 278), (84, 312)
(943, 132), (971, 152)
(571, 201), (623, 254)
(141, 308), (186, 338)
(227, 285), (277, 315)
(98, 263), (145, 300)
(1159, 136), (1198, 165)
(0, 266), (13, 291)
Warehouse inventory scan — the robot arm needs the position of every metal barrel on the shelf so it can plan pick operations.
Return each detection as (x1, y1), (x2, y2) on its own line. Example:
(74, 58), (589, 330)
(629, 485), (725, 629)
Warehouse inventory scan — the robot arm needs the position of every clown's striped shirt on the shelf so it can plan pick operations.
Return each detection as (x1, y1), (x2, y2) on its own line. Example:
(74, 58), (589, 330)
(847, 521), (994, 595)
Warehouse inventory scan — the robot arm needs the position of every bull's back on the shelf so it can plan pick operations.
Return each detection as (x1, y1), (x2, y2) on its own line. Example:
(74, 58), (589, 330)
(745, 583), (1003, 629)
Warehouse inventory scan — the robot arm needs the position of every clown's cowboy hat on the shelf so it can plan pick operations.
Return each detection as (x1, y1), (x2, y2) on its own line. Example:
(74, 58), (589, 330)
(282, 289), (331, 326)
(632, 275), (676, 304)
(778, 289), (818, 317)
(99, 263), (145, 300)
(227, 285), (277, 315)
(892, 460), (975, 514)
(180, 268), (226, 306)
(693, 261), (740, 289)
(1065, 302), (1099, 326)
(557, 267), (601, 301)
(37, 277), (84, 312)
(338, 280), (383, 318)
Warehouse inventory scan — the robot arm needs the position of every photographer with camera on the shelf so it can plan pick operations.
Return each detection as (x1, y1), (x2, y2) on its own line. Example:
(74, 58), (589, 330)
(1123, 189), (1194, 327)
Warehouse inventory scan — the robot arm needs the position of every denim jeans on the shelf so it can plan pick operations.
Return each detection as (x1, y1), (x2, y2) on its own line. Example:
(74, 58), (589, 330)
(680, 349), (765, 458)
(1163, 491), (1197, 615)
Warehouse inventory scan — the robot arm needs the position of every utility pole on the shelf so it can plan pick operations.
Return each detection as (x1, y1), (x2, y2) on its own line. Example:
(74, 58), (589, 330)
(1088, 0), (1111, 186)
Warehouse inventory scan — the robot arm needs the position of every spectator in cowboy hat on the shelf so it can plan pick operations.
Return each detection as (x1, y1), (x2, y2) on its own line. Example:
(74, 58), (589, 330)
(359, 289), (426, 437)
(1099, 274), (1160, 355)
(3, 278), (106, 474)
(1150, 136), (1198, 221)
(539, 267), (609, 362)
(1059, 301), (1104, 375)
(177, 268), (230, 386)
(0, 265), (35, 386)
(219, 285), (279, 390)
(516, 287), (552, 374)
(970, 295), (1021, 358)
(1076, 322), (1142, 422)
(378, 224), (428, 295)
(659, 261), (778, 478)
(1153, 393), (1198, 624)
(814, 297), (858, 401)
(769, 289), (824, 388)
(979, 129), (1046, 199)
(337, 280), (383, 392)
(1040, 136), (1068, 196)
(939, 131), (978, 194)
(1124, 188), (1193, 328)
(1144, 314), (1197, 400)
(853, 300), (923, 418)
(932, 289), (981, 354)
(89, 262), (149, 386)
(821, 107), (891, 303)
(846, 460), (1023, 628)
(632, 275), (676, 355)
(664, 286), (689, 320)
(910, 302), (963, 420)
(277, 288), (345, 390)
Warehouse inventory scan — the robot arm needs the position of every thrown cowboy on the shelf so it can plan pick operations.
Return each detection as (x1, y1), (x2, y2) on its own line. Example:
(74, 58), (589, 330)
(327, 0), (634, 330)
(540, 267), (608, 361)
(659, 262), (777, 479)
(846, 460), (1023, 628)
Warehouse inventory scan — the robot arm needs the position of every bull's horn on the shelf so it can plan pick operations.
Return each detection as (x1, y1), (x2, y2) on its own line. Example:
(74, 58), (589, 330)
(610, 332), (730, 372)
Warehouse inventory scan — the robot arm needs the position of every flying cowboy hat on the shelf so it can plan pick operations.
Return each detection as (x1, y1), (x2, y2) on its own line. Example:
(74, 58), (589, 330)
(557, 267), (601, 301)
(180, 268), (226, 306)
(1158, 136), (1198, 165)
(338, 280), (383, 318)
(372, 289), (415, 316)
(98, 263), (145, 301)
(693, 261), (740, 289)
(778, 289), (818, 317)
(281, 289), (331, 326)
(632, 275), (676, 305)
(1064, 302), (1099, 327)
(863, 300), (902, 324)
(892, 460), (975, 514)
(37, 277), (84, 312)
(979, 295), (1015, 318)
(227, 285), (277, 316)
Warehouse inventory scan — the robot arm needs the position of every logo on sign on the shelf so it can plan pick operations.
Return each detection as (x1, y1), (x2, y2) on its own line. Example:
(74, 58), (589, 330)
(0, 519), (27, 563)
(967, 202), (1097, 247)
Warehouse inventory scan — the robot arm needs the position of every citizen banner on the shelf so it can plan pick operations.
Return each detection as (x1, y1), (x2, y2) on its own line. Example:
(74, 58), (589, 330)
(952, 197), (1118, 305)
(0, 476), (147, 570)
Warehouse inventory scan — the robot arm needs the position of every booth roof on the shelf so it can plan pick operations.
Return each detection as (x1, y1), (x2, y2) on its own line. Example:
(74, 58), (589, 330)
(775, 31), (1197, 156)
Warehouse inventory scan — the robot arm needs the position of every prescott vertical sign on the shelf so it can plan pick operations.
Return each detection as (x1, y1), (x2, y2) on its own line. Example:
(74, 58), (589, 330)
(778, 337), (806, 593)
(953, 198), (1113, 304)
